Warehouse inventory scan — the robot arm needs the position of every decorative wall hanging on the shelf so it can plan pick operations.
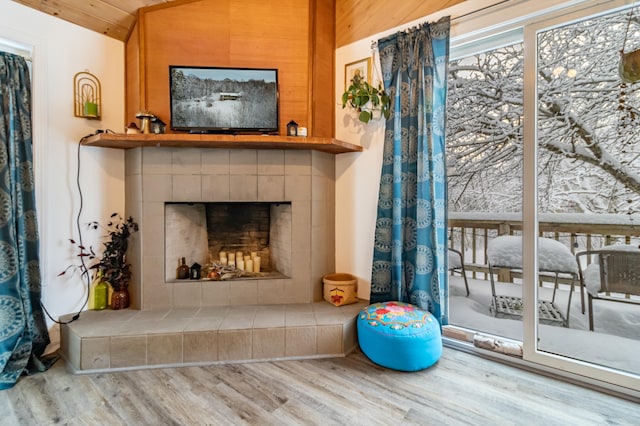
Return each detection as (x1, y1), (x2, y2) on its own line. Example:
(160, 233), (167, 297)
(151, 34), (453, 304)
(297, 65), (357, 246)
(73, 71), (101, 119)
(344, 58), (371, 90)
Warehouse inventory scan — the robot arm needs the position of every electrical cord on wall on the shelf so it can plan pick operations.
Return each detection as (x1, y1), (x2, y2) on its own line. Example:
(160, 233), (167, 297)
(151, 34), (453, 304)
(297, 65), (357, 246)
(40, 129), (113, 325)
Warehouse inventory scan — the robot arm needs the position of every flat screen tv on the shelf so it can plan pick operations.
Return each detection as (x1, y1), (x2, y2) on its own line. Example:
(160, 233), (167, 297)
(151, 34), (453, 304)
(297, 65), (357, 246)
(169, 66), (279, 134)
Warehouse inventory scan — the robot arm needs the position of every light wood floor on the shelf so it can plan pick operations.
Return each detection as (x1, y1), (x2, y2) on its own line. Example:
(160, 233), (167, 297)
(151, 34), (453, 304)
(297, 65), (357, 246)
(1, 348), (638, 425)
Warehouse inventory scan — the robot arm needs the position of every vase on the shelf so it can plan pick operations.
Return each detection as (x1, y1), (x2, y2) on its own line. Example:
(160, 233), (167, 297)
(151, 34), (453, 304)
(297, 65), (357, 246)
(110, 289), (130, 310)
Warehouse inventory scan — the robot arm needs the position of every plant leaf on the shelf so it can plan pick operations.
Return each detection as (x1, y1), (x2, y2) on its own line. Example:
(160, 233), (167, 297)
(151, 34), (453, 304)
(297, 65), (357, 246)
(341, 92), (349, 107)
(359, 111), (372, 123)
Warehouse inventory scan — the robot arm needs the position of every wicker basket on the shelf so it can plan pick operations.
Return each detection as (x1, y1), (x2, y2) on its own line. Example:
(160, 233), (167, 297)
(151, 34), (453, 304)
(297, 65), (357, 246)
(323, 273), (358, 306)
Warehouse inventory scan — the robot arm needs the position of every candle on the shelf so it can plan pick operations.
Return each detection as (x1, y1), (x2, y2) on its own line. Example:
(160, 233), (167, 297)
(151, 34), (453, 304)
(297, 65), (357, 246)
(245, 259), (253, 272)
(220, 257), (228, 266)
(253, 256), (261, 273)
(228, 253), (235, 262)
(84, 101), (98, 117)
(228, 260), (235, 268)
(236, 259), (244, 271)
(251, 251), (257, 260)
(244, 255), (250, 262)
(236, 251), (243, 262)
(219, 251), (226, 259)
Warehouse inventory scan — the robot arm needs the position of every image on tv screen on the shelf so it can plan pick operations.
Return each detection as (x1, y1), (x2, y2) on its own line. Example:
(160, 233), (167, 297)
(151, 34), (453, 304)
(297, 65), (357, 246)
(170, 66), (279, 133)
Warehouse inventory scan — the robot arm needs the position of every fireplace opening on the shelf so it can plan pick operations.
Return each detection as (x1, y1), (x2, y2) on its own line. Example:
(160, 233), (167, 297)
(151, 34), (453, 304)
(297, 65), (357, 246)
(164, 202), (292, 282)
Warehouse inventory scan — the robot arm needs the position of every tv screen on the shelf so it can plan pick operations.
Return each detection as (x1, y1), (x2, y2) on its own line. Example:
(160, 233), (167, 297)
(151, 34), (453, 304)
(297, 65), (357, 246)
(169, 66), (279, 134)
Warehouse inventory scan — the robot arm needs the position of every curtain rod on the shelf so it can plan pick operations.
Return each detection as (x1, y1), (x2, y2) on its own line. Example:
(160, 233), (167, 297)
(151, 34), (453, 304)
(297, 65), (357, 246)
(0, 39), (33, 62)
(370, 0), (511, 50)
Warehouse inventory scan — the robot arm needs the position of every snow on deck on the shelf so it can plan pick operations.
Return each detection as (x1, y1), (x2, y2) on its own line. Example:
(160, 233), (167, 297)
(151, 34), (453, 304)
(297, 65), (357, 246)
(487, 235), (579, 274)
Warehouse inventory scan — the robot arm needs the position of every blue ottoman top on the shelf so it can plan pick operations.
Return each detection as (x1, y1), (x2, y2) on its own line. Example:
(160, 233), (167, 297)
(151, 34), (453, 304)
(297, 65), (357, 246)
(358, 301), (442, 371)
(359, 301), (438, 336)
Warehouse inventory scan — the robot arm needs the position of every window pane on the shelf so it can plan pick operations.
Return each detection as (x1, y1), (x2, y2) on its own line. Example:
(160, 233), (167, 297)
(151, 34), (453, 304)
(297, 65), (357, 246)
(447, 41), (524, 341)
(536, 6), (640, 376)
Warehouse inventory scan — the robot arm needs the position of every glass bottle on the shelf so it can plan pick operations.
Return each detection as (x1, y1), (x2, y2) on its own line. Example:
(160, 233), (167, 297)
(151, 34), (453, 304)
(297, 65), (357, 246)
(177, 257), (190, 279)
(94, 280), (108, 310)
(88, 274), (98, 310)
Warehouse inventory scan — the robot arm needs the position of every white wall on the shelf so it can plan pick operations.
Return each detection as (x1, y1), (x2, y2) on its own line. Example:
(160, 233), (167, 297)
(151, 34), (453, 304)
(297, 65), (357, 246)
(0, 0), (125, 351)
(334, 41), (385, 301)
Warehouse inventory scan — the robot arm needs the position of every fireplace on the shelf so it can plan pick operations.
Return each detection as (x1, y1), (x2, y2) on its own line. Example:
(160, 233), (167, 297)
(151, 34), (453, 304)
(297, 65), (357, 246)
(164, 201), (292, 280)
(124, 147), (336, 310)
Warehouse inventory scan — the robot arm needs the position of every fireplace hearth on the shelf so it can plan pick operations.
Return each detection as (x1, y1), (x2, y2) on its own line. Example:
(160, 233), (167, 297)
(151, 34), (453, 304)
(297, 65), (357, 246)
(59, 145), (356, 374)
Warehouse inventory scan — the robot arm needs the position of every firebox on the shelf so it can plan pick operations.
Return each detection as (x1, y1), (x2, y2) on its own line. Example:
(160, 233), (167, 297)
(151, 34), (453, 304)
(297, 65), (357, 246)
(164, 202), (292, 281)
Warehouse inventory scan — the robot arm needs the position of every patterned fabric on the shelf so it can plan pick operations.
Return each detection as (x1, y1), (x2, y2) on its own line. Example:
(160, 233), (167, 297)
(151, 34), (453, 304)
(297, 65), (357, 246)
(0, 52), (51, 389)
(371, 17), (450, 325)
(359, 301), (438, 336)
(357, 301), (442, 371)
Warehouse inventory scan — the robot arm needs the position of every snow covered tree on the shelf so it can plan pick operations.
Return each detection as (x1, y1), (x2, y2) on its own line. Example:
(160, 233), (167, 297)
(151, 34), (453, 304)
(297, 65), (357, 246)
(447, 8), (640, 215)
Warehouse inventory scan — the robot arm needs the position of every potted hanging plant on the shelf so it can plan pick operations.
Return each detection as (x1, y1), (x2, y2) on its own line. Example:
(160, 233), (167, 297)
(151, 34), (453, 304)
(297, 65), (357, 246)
(341, 72), (391, 123)
(60, 213), (139, 310)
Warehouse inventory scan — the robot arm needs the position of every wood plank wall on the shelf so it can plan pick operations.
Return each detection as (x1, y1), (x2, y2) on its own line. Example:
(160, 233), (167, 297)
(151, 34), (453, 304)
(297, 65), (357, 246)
(335, 0), (466, 48)
(126, 0), (333, 137)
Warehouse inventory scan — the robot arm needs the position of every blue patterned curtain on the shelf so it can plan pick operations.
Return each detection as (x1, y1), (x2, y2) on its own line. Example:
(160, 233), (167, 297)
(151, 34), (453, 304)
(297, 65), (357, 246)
(370, 17), (450, 324)
(0, 52), (52, 389)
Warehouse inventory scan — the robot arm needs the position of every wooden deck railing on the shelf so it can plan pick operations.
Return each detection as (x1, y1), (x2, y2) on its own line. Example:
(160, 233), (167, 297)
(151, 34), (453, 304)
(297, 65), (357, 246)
(448, 212), (640, 282)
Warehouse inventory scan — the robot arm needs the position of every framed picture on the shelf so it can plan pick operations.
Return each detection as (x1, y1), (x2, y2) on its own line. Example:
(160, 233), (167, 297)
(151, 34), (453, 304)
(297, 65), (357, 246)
(345, 58), (371, 90)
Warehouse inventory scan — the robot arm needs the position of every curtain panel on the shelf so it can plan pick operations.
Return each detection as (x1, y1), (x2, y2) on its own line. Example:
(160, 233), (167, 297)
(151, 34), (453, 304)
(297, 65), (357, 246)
(371, 17), (451, 324)
(0, 52), (51, 389)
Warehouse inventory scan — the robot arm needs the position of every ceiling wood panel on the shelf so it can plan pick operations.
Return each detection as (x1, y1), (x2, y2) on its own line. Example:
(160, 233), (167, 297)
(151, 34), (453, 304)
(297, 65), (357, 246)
(335, 0), (466, 47)
(11, 0), (173, 41)
(12, 0), (463, 45)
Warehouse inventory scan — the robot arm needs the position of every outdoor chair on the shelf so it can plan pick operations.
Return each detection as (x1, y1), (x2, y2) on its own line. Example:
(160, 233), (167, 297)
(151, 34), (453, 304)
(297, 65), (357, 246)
(487, 236), (579, 327)
(575, 248), (640, 331)
(448, 248), (470, 296)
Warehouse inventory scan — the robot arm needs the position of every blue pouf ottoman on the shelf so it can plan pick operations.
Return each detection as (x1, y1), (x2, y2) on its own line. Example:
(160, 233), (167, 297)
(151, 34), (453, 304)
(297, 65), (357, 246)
(357, 301), (442, 371)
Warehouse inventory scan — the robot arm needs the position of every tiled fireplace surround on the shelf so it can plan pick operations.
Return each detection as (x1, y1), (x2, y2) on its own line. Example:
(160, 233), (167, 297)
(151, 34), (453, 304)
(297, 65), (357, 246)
(60, 147), (364, 373)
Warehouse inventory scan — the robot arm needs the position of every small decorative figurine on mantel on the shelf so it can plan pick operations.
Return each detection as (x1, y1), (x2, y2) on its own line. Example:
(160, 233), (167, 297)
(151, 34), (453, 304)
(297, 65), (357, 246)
(126, 122), (140, 134)
(287, 120), (298, 136)
(136, 111), (156, 134)
(150, 117), (166, 134)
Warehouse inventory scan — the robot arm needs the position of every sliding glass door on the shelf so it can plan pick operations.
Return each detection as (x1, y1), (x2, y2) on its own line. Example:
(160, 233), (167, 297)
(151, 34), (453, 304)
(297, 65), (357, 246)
(523, 0), (640, 393)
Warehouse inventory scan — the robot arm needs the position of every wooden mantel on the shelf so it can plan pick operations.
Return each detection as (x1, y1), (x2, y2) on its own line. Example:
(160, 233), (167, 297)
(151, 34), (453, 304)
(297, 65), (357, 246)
(81, 133), (362, 154)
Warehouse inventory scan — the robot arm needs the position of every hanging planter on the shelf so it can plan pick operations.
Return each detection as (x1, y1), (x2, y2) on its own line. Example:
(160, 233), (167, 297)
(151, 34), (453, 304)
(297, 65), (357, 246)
(620, 49), (640, 83)
(341, 73), (391, 123)
(619, 6), (640, 83)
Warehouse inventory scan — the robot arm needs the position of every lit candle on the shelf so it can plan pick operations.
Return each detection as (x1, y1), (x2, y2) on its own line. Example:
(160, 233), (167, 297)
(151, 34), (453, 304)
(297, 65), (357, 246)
(245, 259), (253, 272)
(237, 259), (244, 271)
(253, 256), (261, 273)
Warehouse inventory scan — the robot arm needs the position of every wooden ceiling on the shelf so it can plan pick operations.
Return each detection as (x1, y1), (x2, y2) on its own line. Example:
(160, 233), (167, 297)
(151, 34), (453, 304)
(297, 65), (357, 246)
(11, 0), (465, 45)
(10, 0), (175, 41)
